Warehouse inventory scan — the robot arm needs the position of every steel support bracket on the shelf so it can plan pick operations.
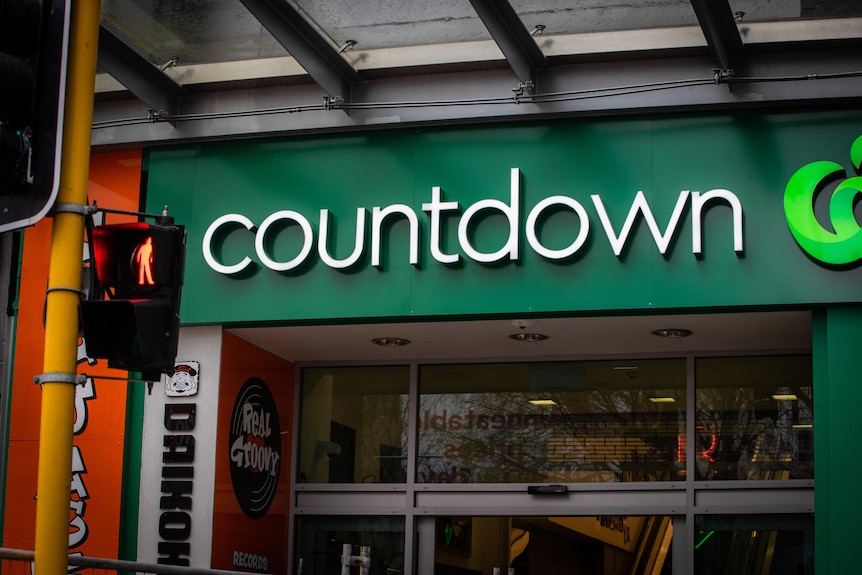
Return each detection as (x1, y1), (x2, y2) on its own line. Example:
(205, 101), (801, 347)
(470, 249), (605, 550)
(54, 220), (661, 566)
(714, 68), (734, 84)
(34, 372), (88, 385)
(49, 202), (96, 216)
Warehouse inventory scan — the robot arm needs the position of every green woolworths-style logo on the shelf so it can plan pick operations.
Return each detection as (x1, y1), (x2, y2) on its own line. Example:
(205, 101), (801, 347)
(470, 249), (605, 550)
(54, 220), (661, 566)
(784, 135), (862, 265)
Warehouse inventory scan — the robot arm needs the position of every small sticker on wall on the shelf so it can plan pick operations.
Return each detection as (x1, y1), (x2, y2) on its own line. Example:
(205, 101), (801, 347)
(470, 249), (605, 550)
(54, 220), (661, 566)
(165, 361), (200, 397)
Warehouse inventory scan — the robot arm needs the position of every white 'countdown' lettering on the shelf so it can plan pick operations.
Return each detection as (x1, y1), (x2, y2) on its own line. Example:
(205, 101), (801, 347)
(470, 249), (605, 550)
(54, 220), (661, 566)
(201, 168), (744, 275)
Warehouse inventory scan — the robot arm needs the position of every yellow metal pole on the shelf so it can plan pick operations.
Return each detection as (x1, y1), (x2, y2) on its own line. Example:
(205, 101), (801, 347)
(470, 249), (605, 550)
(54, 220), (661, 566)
(34, 3), (102, 575)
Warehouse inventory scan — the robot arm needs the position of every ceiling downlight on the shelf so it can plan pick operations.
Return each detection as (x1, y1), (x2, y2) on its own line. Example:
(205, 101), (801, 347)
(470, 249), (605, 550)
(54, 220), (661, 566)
(652, 328), (692, 338)
(372, 337), (411, 347)
(509, 332), (549, 342)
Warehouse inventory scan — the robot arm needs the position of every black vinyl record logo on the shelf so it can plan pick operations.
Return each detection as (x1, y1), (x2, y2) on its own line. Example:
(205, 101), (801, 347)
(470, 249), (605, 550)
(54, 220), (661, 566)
(229, 378), (281, 518)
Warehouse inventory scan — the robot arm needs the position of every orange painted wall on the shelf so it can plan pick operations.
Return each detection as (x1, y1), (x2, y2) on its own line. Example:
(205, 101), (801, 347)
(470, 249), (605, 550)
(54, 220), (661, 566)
(211, 331), (293, 574)
(3, 150), (142, 557)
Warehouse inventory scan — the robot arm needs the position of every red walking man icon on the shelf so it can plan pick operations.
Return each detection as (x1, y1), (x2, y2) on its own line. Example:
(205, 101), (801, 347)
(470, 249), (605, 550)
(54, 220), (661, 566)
(136, 236), (154, 285)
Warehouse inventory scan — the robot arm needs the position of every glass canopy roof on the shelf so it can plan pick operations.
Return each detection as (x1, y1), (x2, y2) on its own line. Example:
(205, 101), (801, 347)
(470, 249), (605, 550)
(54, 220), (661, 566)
(90, 0), (861, 146)
(99, 0), (861, 70)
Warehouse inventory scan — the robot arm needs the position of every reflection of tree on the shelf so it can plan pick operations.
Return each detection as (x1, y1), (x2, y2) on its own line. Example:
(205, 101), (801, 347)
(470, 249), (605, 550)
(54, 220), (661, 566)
(695, 386), (814, 480)
(356, 393), (409, 483)
(357, 516), (405, 574)
(418, 386), (685, 483)
(299, 367), (410, 484)
(556, 387), (684, 482)
(418, 392), (543, 483)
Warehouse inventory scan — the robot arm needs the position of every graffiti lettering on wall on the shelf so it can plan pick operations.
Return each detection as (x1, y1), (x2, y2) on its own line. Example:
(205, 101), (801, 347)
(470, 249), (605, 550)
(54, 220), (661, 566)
(70, 340), (97, 565)
(67, 211), (104, 564)
(158, 404), (197, 565)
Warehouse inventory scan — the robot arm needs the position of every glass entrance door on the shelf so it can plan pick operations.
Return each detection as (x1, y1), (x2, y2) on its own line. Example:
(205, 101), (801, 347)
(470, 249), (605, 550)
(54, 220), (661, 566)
(415, 513), (814, 575)
(423, 515), (673, 575)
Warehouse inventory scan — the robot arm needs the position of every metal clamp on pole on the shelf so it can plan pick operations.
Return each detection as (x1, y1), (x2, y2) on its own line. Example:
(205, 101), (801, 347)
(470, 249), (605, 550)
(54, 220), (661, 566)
(33, 372), (88, 386)
(45, 285), (86, 297)
(49, 202), (96, 216)
(52, 201), (175, 224)
(88, 201), (175, 225)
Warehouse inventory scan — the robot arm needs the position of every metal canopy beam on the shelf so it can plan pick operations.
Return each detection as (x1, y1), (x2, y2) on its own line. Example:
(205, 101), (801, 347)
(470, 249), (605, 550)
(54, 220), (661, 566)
(97, 27), (188, 125)
(468, 0), (549, 88)
(689, 0), (744, 72)
(239, 0), (363, 104)
(90, 47), (862, 148)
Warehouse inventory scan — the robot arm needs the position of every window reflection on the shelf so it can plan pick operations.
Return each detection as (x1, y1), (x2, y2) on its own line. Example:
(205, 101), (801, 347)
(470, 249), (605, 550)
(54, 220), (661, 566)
(419, 360), (686, 483)
(294, 515), (405, 575)
(695, 356), (813, 480)
(295, 355), (813, 484)
(298, 366), (409, 484)
(695, 514), (813, 575)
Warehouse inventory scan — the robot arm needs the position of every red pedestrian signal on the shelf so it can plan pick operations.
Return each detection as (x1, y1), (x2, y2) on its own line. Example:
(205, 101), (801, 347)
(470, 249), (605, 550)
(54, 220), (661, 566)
(136, 236), (155, 285)
(89, 222), (184, 296)
(81, 222), (186, 378)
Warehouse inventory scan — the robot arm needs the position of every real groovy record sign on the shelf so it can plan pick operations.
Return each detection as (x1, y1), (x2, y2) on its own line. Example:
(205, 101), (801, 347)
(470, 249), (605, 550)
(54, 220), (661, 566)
(228, 378), (282, 518)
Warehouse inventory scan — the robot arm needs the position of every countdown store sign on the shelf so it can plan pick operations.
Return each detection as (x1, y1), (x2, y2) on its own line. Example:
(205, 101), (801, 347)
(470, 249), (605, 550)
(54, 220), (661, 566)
(202, 168), (743, 275)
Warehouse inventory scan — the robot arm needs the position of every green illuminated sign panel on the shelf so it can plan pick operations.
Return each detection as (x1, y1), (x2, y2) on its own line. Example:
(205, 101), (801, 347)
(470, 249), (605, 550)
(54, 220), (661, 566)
(144, 110), (862, 325)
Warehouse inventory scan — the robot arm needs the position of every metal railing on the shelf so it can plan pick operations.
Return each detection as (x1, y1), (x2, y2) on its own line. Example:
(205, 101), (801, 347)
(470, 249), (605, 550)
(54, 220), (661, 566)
(0, 548), (267, 575)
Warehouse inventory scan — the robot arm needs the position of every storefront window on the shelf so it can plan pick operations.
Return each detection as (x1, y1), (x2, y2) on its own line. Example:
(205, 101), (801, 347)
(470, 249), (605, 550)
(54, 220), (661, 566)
(419, 360), (686, 483)
(694, 514), (813, 574)
(695, 356), (813, 480)
(294, 515), (405, 575)
(298, 366), (409, 483)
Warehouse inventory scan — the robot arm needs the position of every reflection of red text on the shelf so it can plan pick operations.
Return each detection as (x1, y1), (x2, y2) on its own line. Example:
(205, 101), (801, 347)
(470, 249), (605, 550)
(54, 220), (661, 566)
(420, 440), (526, 483)
(698, 434), (718, 463)
(443, 442), (524, 463)
(422, 409), (549, 431)
(419, 464), (471, 483)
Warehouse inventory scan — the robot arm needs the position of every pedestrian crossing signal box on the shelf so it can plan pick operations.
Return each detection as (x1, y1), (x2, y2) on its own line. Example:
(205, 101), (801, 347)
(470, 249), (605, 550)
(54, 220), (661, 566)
(81, 222), (186, 379)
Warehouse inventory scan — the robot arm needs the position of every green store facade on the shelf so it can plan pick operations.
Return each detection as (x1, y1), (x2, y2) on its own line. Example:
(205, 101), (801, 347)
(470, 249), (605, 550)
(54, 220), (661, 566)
(119, 107), (861, 575)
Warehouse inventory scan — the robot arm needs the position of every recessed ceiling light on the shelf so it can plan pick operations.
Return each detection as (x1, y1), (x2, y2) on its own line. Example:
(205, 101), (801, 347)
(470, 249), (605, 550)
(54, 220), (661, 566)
(771, 394), (798, 401)
(792, 424), (813, 429)
(651, 328), (692, 338)
(648, 397), (676, 403)
(372, 337), (410, 347)
(529, 399), (557, 406)
(509, 332), (548, 342)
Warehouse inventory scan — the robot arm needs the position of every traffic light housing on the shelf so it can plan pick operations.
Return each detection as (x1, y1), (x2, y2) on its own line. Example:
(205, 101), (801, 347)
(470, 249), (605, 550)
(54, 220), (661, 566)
(0, 0), (69, 232)
(81, 222), (186, 378)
